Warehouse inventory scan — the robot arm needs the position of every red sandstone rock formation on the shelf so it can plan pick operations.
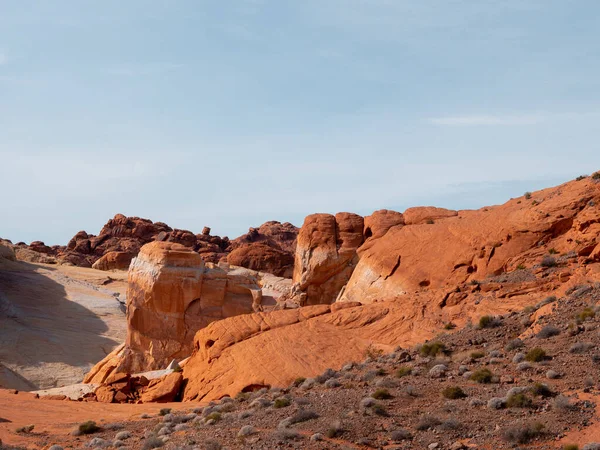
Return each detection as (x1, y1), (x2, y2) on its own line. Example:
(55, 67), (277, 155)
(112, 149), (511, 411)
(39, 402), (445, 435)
(13, 215), (298, 278)
(226, 221), (298, 277)
(85, 241), (264, 382)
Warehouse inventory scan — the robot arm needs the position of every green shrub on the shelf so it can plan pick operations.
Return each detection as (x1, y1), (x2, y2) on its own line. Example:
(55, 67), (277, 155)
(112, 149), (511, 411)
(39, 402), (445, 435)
(470, 351), (485, 359)
(516, 264), (526, 270)
(444, 322), (456, 330)
(502, 422), (544, 444)
(478, 315), (500, 329)
(470, 368), (493, 383)
(563, 444), (579, 450)
(524, 192), (532, 199)
(325, 421), (344, 438)
(526, 347), (547, 362)
(159, 408), (171, 416)
(16, 424), (34, 434)
(548, 248), (559, 254)
(78, 421), (101, 435)
(531, 382), (554, 398)
(274, 398), (291, 408)
(205, 412), (222, 422)
(592, 172), (600, 180)
(293, 377), (306, 387)
(420, 341), (446, 357)
(395, 366), (412, 378)
(442, 386), (467, 399)
(576, 175), (587, 181)
(576, 307), (596, 323)
(541, 256), (557, 268)
(372, 404), (389, 416)
(506, 393), (532, 408)
(371, 388), (393, 400)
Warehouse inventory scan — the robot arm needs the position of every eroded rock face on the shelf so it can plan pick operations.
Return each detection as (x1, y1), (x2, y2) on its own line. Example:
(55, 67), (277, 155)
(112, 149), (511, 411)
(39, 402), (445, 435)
(86, 241), (262, 380)
(403, 206), (458, 225)
(227, 221), (298, 277)
(287, 213), (364, 306)
(91, 251), (134, 271)
(339, 177), (600, 304)
(0, 240), (16, 261)
(13, 215), (298, 277)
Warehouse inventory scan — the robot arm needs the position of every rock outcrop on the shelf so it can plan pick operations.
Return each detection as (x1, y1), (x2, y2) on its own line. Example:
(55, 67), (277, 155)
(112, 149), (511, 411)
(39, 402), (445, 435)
(227, 221), (298, 277)
(282, 213), (364, 306)
(86, 241), (265, 382)
(177, 175), (600, 401)
(339, 177), (600, 304)
(91, 251), (134, 271)
(0, 240), (15, 261)
(12, 216), (298, 277)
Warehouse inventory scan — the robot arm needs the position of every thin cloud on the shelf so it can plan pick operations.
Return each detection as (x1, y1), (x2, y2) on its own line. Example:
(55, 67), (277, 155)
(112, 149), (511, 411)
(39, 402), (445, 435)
(427, 114), (545, 126)
(0, 52), (6, 65)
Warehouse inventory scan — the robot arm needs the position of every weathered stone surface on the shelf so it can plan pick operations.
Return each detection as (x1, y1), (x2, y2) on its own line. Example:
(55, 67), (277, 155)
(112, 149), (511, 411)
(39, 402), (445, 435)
(0, 241), (15, 261)
(92, 251), (134, 271)
(403, 206), (458, 225)
(289, 213), (364, 306)
(140, 372), (183, 403)
(227, 221), (298, 277)
(86, 241), (262, 380)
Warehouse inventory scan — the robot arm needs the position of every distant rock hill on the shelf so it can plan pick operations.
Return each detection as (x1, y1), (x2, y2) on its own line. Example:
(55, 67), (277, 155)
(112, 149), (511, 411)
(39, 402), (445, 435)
(6, 214), (299, 277)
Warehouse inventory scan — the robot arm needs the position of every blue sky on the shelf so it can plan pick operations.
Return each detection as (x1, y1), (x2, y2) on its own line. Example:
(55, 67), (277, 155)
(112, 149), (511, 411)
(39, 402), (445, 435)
(1, 0), (600, 245)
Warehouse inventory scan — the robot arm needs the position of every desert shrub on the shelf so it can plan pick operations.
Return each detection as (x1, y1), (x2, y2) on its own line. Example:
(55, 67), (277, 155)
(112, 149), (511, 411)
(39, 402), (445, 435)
(420, 341), (446, 357)
(470, 368), (493, 383)
(576, 307), (596, 323)
(563, 445), (579, 450)
(470, 351), (485, 359)
(549, 248), (559, 254)
(405, 385), (419, 397)
(205, 412), (222, 422)
(537, 296), (557, 308)
(275, 429), (301, 441)
(372, 388), (393, 400)
(159, 408), (171, 416)
(570, 342), (595, 354)
(391, 429), (412, 441)
(16, 424), (34, 434)
(592, 172), (600, 180)
(374, 368), (386, 376)
(78, 421), (100, 435)
(531, 382), (554, 397)
(325, 421), (344, 438)
(524, 192), (532, 199)
(444, 322), (456, 330)
(488, 397), (506, 409)
(541, 256), (557, 268)
(440, 418), (461, 430)
(235, 392), (250, 401)
(537, 325), (561, 339)
(416, 415), (442, 431)
(517, 263), (527, 270)
(204, 440), (222, 450)
(365, 345), (384, 359)
(554, 395), (577, 411)
(274, 398), (291, 408)
(506, 393), (532, 408)
(526, 347), (548, 362)
(505, 338), (524, 351)
(315, 368), (336, 384)
(395, 366), (412, 378)
(478, 315), (499, 329)
(142, 436), (165, 450)
(426, 218), (435, 224)
(442, 386), (467, 399)
(290, 409), (319, 424)
(292, 377), (306, 387)
(502, 422), (544, 444)
(372, 403), (389, 416)
(576, 175), (587, 181)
